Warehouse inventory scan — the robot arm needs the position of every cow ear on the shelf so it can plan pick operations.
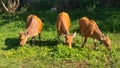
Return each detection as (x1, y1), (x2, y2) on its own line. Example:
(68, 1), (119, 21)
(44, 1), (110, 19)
(72, 32), (76, 38)
(105, 34), (109, 38)
(101, 37), (103, 41)
(63, 34), (66, 38)
(19, 32), (22, 35)
(65, 34), (68, 38)
(24, 32), (28, 36)
(101, 35), (105, 41)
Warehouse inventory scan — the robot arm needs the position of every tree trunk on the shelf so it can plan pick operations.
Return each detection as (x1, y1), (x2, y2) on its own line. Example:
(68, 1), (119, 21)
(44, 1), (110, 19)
(0, 0), (20, 13)
(0, 0), (9, 12)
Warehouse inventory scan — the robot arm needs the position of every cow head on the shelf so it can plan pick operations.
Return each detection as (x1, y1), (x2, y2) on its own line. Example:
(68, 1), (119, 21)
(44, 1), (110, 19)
(65, 32), (76, 48)
(19, 32), (28, 46)
(101, 35), (111, 50)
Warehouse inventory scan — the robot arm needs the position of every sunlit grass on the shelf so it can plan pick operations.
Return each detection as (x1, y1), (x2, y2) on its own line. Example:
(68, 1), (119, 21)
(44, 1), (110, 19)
(0, 8), (120, 67)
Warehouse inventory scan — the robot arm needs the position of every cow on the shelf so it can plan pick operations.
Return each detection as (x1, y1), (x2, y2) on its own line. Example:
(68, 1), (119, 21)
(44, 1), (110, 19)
(79, 17), (111, 50)
(56, 12), (76, 48)
(19, 14), (43, 46)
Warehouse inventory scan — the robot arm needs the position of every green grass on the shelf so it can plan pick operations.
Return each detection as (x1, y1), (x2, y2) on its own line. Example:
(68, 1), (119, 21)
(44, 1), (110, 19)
(0, 8), (120, 68)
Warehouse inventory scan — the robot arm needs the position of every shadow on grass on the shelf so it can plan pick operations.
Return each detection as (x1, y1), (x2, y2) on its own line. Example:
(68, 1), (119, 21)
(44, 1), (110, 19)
(72, 43), (81, 49)
(3, 38), (19, 50)
(28, 39), (58, 47)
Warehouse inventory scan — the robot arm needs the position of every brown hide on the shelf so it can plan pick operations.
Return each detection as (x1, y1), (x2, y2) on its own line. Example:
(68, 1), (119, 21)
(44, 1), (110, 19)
(56, 12), (70, 35)
(79, 17), (111, 50)
(19, 14), (42, 46)
(56, 12), (76, 48)
(25, 14), (42, 36)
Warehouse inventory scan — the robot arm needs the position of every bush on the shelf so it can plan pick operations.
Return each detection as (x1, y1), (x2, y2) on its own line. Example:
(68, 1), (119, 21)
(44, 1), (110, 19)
(20, 0), (57, 9)
(2, 0), (120, 12)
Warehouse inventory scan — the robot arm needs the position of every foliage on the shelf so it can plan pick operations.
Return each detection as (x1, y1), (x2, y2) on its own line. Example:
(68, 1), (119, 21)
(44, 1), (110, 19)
(20, 0), (57, 9)
(0, 8), (120, 67)
(20, 0), (120, 11)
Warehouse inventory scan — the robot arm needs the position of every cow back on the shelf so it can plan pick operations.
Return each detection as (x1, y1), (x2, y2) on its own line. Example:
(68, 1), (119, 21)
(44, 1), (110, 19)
(26, 14), (42, 33)
(79, 17), (94, 36)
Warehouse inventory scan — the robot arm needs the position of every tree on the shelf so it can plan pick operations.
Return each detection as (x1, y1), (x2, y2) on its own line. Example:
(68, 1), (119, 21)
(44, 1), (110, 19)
(0, 0), (20, 13)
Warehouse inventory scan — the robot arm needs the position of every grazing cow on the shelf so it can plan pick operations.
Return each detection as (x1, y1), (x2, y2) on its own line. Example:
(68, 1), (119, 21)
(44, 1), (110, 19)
(19, 14), (43, 46)
(56, 12), (76, 48)
(79, 17), (111, 50)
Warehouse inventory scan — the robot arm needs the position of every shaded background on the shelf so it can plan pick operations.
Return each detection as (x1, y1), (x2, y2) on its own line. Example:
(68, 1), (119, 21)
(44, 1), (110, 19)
(0, 0), (120, 32)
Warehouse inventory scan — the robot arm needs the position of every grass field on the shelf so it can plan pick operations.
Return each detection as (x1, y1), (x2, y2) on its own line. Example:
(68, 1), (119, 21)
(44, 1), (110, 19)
(0, 8), (120, 68)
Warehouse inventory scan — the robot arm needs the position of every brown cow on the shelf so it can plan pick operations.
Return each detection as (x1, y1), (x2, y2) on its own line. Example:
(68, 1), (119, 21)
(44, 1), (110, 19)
(56, 12), (76, 48)
(19, 14), (43, 46)
(79, 17), (111, 50)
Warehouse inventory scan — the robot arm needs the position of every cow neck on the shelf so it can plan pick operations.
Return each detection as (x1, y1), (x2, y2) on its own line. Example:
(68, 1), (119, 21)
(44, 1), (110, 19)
(61, 21), (70, 35)
(25, 17), (38, 37)
(94, 23), (104, 41)
(25, 26), (37, 37)
(97, 33), (104, 42)
(66, 31), (70, 35)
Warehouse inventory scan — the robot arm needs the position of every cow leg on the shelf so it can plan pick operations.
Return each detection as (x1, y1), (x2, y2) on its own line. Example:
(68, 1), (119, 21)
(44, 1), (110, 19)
(32, 36), (35, 45)
(38, 33), (41, 43)
(57, 32), (60, 43)
(63, 34), (66, 43)
(81, 36), (87, 48)
(94, 39), (97, 50)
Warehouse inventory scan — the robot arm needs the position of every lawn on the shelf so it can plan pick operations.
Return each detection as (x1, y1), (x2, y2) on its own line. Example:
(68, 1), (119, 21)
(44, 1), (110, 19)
(0, 8), (120, 68)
